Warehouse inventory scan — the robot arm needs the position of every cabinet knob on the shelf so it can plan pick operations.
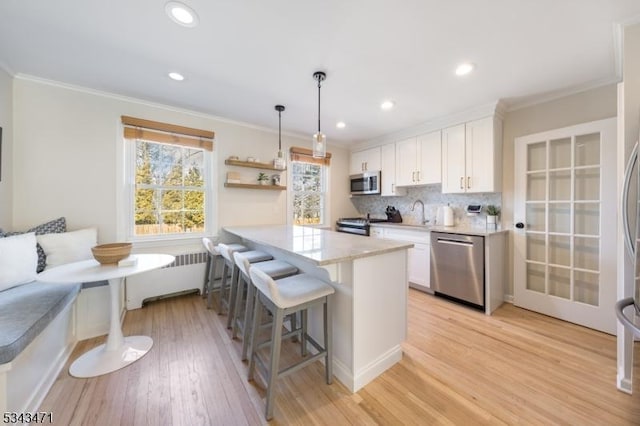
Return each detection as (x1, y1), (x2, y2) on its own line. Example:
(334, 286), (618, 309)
(515, 222), (525, 229)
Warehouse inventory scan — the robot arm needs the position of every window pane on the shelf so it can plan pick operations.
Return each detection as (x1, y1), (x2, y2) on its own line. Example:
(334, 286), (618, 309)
(292, 161), (325, 226)
(133, 139), (208, 237)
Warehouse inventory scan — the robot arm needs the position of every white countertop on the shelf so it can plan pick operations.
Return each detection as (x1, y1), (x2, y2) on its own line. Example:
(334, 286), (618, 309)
(224, 225), (414, 266)
(370, 222), (508, 236)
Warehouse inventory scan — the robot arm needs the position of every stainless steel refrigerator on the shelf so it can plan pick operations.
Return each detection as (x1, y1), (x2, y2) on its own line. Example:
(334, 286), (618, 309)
(618, 141), (640, 335)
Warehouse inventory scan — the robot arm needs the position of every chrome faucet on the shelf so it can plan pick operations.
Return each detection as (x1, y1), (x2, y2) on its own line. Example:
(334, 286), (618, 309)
(411, 200), (428, 225)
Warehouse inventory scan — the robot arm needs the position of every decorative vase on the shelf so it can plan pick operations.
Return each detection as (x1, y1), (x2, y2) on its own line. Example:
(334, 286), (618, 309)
(487, 215), (497, 229)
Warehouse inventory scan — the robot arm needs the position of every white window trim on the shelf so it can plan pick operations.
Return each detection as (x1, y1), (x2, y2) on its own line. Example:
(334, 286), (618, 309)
(287, 160), (330, 228)
(116, 124), (218, 247)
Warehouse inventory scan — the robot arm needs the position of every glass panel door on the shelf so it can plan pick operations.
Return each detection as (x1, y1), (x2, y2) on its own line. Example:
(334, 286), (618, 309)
(514, 118), (616, 334)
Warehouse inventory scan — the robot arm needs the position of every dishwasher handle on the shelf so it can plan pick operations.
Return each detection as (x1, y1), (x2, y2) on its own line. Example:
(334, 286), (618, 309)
(436, 238), (474, 247)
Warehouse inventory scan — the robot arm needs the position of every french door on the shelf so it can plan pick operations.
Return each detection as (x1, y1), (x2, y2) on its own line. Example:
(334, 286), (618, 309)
(513, 118), (617, 334)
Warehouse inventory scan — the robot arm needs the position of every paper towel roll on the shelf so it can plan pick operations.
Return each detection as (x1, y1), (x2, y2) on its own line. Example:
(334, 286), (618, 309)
(443, 205), (454, 227)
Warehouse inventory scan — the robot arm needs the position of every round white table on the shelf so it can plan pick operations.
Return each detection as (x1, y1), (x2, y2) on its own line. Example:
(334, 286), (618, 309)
(37, 253), (175, 378)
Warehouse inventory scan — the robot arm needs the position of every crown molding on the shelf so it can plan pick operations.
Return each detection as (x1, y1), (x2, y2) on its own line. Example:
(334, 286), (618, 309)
(504, 77), (619, 113)
(352, 100), (503, 151)
(13, 73), (314, 142)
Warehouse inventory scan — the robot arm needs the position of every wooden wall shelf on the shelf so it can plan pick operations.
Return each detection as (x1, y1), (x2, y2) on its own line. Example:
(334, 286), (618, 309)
(225, 159), (286, 171)
(224, 183), (286, 191)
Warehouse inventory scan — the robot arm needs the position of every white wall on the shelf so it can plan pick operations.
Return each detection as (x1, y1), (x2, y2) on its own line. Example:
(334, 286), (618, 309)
(12, 77), (356, 250)
(502, 83), (618, 296)
(0, 68), (12, 230)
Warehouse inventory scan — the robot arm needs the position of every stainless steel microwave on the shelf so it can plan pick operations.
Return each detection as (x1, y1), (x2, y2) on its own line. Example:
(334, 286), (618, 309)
(350, 171), (380, 195)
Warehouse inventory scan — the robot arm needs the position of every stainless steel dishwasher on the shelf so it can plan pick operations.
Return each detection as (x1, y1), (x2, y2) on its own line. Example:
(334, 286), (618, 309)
(430, 232), (484, 309)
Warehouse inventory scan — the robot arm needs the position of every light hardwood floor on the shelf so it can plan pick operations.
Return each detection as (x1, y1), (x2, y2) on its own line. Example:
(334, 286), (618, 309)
(41, 290), (640, 425)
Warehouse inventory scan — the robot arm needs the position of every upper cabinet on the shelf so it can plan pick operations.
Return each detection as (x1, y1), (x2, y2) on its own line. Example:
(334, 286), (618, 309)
(380, 143), (406, 196)
(350, 147), (381, 174)
(396, 130), (441, 187)
(442, 116), (502, 193)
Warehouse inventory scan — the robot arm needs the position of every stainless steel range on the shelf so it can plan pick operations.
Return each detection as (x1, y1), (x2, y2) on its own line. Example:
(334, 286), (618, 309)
(335, 217), (387, 236)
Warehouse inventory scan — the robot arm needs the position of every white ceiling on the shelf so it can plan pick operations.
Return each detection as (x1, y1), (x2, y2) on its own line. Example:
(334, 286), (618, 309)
(1, 1), (639, 146)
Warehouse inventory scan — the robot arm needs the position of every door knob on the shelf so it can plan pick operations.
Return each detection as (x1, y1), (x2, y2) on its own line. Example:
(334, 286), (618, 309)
(515, 222), (525, 229)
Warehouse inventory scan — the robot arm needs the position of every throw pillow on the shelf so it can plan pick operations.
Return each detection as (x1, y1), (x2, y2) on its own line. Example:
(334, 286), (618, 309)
(0, 233), (38, 291)
(37, 228), (97, 270)
(2, 217), (67, 273)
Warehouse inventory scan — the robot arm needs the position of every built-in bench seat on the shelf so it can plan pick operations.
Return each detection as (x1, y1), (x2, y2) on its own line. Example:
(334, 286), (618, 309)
(0, 279), (110, 413)
(0, 281), (81, 365)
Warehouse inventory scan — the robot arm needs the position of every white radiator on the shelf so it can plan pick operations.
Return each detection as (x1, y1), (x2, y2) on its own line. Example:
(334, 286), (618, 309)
(126, 252), (207, 310)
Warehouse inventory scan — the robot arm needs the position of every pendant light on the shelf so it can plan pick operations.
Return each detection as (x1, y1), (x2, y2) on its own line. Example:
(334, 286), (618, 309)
(273, 105), (286, 170)
(312, 71), (327, 158)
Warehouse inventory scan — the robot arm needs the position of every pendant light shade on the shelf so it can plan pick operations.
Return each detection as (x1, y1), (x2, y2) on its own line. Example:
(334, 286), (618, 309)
(312, 71), (327, 158)
(273, 105), (286, 170)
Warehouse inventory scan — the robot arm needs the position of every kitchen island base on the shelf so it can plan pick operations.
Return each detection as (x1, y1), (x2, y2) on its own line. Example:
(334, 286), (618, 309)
(224, 225), (411, 393)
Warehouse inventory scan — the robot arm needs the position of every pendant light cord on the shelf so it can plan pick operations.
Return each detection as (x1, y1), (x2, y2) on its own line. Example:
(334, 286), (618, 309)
(278, 109), (282, 150)
(317, 79), (322, 133)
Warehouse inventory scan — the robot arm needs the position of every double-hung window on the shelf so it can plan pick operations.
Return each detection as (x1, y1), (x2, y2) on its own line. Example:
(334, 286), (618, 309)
(122, 116), (215, 240)
(289, 147), (331, 226)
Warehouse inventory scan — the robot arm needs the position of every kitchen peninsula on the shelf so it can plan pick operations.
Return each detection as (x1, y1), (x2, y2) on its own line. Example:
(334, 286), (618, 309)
(223, 225), (413, 392)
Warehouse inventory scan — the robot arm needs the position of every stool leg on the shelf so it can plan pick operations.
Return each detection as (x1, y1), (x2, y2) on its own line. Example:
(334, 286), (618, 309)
(206, 255), (218, 309)
(202, 254), (211, 298)
(324, 296), (333, 385)
(232, 274), (246, 339)
(301, 309), (308, 357)
(248, 292), (262, 381)
(265, 307), (284, 421)
(218, 261), (229, 314)
(226, 265), (240, 328)
(241, 281), (256, 361)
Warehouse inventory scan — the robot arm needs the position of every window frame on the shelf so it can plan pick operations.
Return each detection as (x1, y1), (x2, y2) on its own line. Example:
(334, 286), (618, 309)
(119, 127), (216, 246)
(288, 159), (329, 227)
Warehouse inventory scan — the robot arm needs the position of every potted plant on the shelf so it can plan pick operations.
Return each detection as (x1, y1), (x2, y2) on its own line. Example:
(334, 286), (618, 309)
(257, 172), (269, 185)
(486, 205), (500, 227)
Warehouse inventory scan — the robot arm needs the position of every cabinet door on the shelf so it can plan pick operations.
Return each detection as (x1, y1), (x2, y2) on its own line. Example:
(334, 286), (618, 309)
(408, 242), (430, 290)
(364, 147), (381, 172)
(350, 147), (381, 174)
(417, 130), (441, 184)
(380, 143), (406, 196)
(350, 150), (366, 174)
(465, 116), (496, 193)
(395, 137), (418, 186)
(441, 124), (466, 193)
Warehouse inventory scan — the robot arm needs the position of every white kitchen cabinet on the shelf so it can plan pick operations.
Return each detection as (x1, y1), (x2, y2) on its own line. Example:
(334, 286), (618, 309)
(350, 147), (381, 174)
(442, 116), (502, 193)
(373, 226), (431, 293)
(395, 130), (441, 187)
(380, 143), (406, 196)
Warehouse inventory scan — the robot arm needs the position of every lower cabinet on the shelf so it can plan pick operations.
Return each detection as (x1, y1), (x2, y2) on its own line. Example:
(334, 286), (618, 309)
(407, 242), (430, 292)
(370, 226), (431, 293)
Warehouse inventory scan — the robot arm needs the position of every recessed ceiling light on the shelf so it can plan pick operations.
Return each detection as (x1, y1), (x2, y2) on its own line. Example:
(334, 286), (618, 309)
(168, 72), (185, 81)
(165, 2), (199, 28)
(455, 62), (475, 76)
(336, 121), (346, 129)
(380, 100), (395, 110)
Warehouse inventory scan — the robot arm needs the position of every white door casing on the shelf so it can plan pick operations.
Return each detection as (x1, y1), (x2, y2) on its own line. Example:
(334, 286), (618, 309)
(513, 117), (617, 334)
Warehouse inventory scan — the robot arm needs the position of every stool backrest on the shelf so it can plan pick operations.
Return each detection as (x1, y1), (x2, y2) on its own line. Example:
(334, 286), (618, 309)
(202, 237), (216, 255)
(217, 243), (233, 262)
(233, 251), (250, 278)
(249, 267), (282, 306)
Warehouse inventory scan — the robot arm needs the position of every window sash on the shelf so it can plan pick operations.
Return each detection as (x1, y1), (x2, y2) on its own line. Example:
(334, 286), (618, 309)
(127, 137), (211, 240)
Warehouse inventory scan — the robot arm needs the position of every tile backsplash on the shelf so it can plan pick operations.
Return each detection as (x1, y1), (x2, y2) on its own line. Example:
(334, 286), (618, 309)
(349, 184), (502, 228)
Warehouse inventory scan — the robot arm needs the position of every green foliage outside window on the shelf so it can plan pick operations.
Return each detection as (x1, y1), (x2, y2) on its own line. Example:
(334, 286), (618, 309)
(134, 140), (206, 235)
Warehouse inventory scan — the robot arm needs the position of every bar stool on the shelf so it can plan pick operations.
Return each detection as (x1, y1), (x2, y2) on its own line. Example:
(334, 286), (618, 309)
(232, 251), (298, 360)
(248, 267), (334, 421)
(201, 239), (247, 310)
(218, 243), (273, 324)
